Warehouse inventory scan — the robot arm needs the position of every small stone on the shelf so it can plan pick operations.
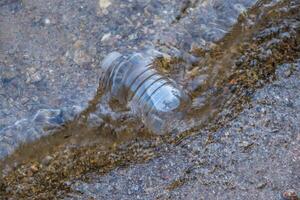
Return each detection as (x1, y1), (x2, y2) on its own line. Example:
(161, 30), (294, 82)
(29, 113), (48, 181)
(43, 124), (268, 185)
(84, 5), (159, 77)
(284, 69), (292, 77)
(256, 181), (267, 189)
(73, 40), (84, 49)
(26, 68), (43, 83)
(30, 72), (42, 83)
(44, 18), (51, 25)
(30, 164), (39, 173)
(282, 189), (299, 200)
(101, 33), (111, 42)
(127, 188), (133, 195)
(41, 155), (53, 166)
(1, 68), (17, 84)
(239, 141), (253, 148)
(99, 0), (111, 9)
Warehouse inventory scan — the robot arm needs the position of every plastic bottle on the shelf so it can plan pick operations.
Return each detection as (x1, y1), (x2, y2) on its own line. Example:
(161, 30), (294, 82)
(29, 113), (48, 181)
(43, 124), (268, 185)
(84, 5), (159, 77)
(100, 51), (190, 134)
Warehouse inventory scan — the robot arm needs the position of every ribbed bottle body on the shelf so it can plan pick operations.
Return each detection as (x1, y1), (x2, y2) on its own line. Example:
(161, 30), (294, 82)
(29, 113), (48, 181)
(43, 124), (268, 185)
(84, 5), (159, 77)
(101, 51), (190, 134)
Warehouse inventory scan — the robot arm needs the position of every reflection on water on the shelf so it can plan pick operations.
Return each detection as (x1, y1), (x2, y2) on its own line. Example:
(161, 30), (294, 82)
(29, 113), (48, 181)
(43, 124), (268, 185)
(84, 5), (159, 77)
(1, 0), (299, 198)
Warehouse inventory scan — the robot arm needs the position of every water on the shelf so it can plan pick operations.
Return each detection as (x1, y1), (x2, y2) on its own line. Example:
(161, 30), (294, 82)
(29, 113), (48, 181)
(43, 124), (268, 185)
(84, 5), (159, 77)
(101, 51), (191, 134)
(1, 0), (299, 198)
(0, 0), (262, 161)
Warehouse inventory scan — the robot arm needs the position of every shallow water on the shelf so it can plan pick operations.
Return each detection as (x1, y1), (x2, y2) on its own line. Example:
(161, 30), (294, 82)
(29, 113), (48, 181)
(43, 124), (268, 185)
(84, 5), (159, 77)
(0, 0), (262, 161)
(0, 0), (299, 198)
(0, 1), (254, 158)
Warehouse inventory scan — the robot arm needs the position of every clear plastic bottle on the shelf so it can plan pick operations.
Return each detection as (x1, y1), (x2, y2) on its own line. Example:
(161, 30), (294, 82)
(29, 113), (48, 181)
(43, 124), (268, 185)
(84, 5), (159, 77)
(100, 51), (190, 134)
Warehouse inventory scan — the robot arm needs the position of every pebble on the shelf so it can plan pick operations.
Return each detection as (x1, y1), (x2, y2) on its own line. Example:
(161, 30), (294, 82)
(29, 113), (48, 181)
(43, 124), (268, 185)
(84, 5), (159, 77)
(73, 40), (84, 49)
(239, 141), (253, 148)
(99, 0), (111, 9)
(44, 18), (51, 25)
(282, 189), (299, 200)
(101, 33), (111, 42)
(1, 68), (17, 84)
(26, 68), (42, 83)
(284, 69), (292, 77)
(256, 181), (267, 189)
(41, 155), (53, 166)
(30, 164), (39, 173)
